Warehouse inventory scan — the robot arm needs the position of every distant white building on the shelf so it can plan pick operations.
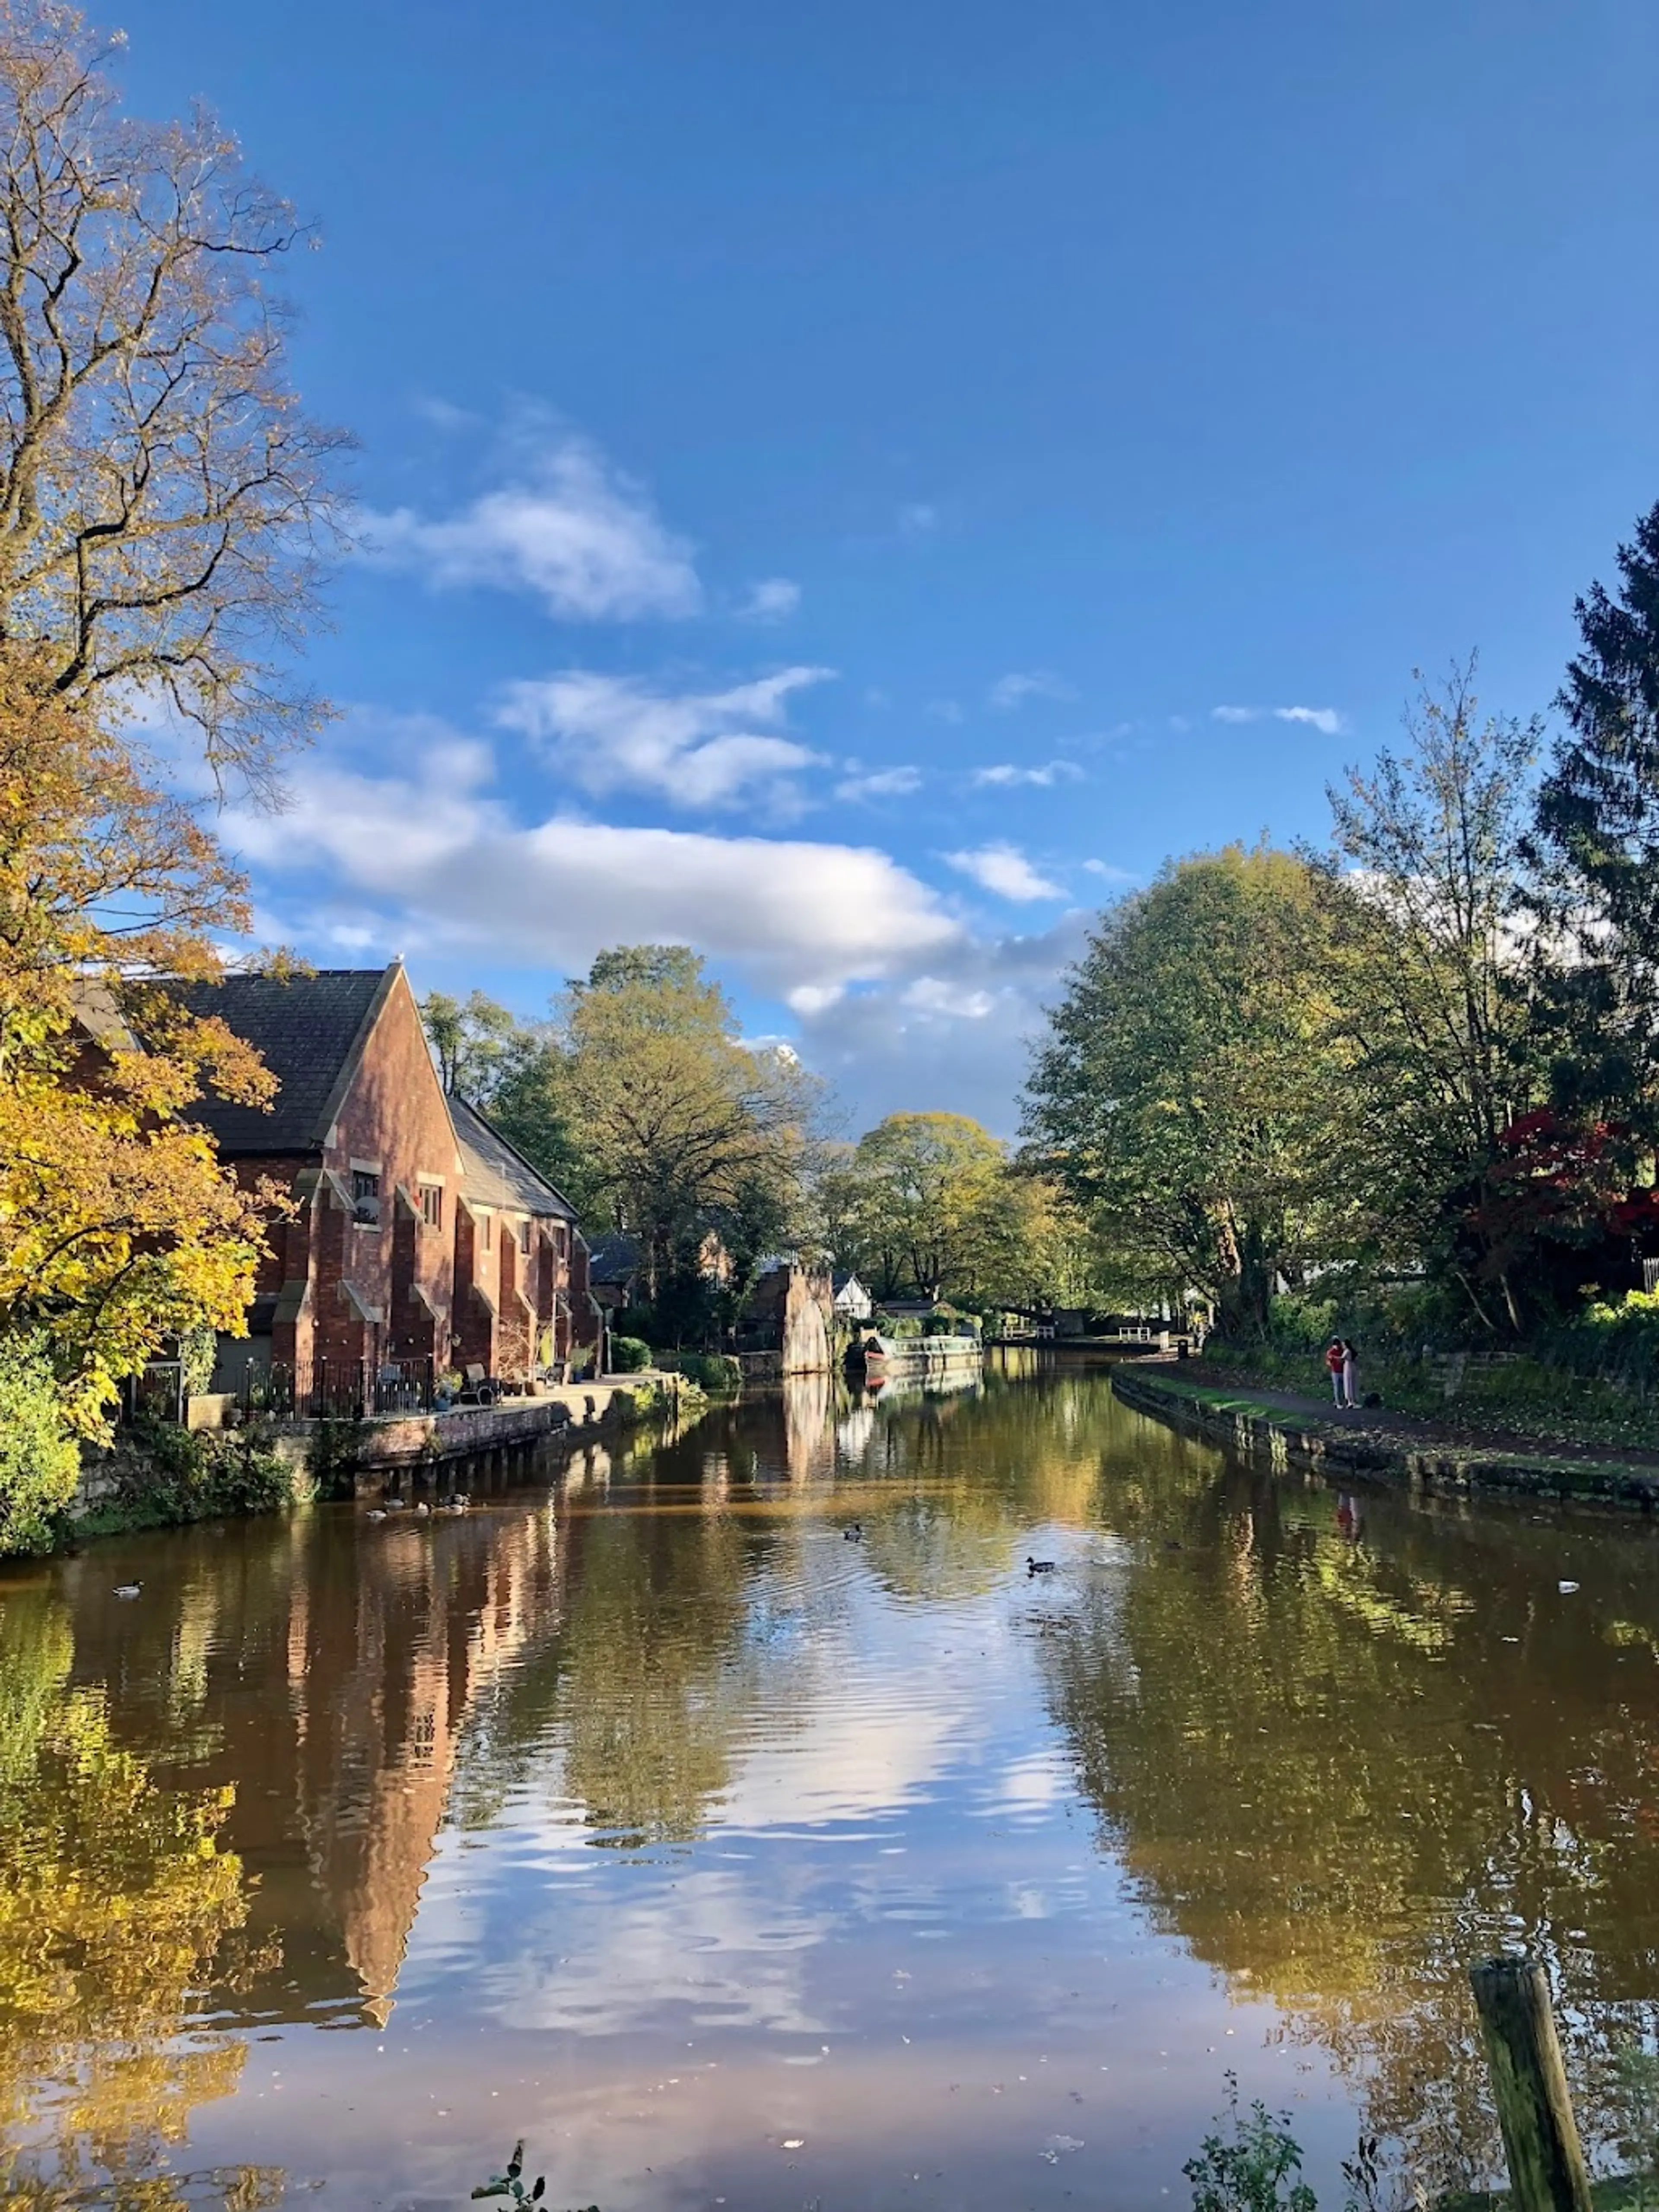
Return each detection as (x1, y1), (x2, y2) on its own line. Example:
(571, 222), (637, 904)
(831, 1269), (874, 1321)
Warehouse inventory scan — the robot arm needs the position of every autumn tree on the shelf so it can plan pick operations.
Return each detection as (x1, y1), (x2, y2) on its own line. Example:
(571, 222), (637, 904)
(0, 658), (273, 1525)
(1024, 847), (1360, 1338)
(0, 0), (347, 789)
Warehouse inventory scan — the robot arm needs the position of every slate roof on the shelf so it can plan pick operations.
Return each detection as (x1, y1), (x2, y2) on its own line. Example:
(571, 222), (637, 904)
(172, 967), (394, 1155)
(587, 1232), (642, 1285)
(450, 1094), (577, 1221)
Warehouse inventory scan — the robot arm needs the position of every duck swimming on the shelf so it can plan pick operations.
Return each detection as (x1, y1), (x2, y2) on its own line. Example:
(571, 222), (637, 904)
(844, 1523), (863, 1542)
(1026, 1556), (1057, 1575)
(113, 1583), (141, 1599)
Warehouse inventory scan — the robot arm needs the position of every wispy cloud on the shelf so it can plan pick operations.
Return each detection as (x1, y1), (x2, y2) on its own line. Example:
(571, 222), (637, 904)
(360, 428), (700, 620)
(1082, 858), (1137, 882)
(738, 576), (801, 622)
(944, 841), (1065, 901)
(496, 666), (833, 810)
(989, 670), (1077, 713)
(837, 764), (923, 802)
(926, 699), (965, 725)
(970, 760), (1084, 789)
(898, 502), (938, 535)
(1275, 704), (1346, 734)
(1211, 703), (1347, 735)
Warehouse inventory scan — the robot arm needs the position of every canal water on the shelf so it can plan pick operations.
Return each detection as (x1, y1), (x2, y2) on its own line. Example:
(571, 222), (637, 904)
(5, 1362), (1659, 2212)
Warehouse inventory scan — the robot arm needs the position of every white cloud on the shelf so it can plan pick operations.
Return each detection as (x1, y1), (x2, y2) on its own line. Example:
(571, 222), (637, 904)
(496, 665), (834, 810)
(226, 721), (960, 1002)
(1274, 703), (1346, 735)
(793, 913), (1093, 1134)
(359, 433), (700, 620)
(944, 841), (1065, 901)
(1211, 702), (1347, 735)
(898, 502), (938, 535)
(836, 764), (923, 802)
(903, 976), (995, 1018)
(970, 761), (1084, 788)
(989, 670), (1077, 712)
(926, 699), (965, 724)
(739, 576), (801, 622)
(1082, 858), (1137, 882)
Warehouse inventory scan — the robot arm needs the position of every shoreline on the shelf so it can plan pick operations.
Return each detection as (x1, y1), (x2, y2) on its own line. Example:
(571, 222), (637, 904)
(1110, 1361), (1659, 1514)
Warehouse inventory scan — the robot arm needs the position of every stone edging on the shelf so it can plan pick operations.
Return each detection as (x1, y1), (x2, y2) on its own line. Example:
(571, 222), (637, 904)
(1109, 1364), (1659, 1514)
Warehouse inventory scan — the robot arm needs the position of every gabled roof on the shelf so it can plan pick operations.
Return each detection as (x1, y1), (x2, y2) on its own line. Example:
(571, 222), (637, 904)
(171, 966), (397, 1155)
(450, 1093), (576, 1222)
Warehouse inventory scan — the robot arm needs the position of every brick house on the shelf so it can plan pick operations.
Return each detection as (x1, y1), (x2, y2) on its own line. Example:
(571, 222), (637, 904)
(177, 962), (598, 1393)
(449, 1092), (594, 1380)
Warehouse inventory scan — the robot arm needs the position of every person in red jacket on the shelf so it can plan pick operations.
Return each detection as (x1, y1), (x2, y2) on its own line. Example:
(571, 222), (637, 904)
(1324, 1338), (1348, 1407)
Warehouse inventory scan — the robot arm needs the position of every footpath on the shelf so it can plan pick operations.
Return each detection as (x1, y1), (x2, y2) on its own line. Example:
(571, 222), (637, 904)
(1110, 1358), (1659, 1512)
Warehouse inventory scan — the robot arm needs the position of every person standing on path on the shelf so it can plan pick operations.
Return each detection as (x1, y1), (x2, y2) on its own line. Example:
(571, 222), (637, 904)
(1341, 1339), (1360, 1410)
(1325, 1338), (1347, 1407)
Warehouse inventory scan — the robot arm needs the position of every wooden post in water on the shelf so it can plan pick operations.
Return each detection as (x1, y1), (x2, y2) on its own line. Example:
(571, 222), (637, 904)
(1468, 1957), (1592, 2212)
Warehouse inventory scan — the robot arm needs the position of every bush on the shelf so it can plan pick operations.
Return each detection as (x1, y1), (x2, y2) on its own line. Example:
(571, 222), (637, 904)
(111, 1419), (293, 1528)
(0, 1333), (81, 1557)
(675, 1353), (742, 1393)
(609, 1335), (652, 1373)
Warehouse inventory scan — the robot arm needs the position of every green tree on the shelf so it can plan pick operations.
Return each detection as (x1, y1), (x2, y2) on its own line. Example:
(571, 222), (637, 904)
(418, 988), (594, 1215)
(1530, 498), (1659, 1130)
(0, 1330), (79, 1555)
(420, 989), (524, 1100)
(1311, 667), (1548, 1329)
(560, 945), (817, 1311)
(1024, 846), (1358, 1338)
(832, 1112), (1005, 1302)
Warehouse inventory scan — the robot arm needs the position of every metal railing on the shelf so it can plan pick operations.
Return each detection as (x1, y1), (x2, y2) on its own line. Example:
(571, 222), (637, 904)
(238, 1356), (437, 1421)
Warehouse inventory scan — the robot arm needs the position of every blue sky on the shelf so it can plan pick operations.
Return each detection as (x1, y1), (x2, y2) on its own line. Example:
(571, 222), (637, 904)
(125, 0), (1659, 1133)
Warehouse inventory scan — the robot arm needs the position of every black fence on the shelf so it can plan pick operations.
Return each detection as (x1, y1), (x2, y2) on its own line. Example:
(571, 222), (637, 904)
(238, 1356), (437, 1421)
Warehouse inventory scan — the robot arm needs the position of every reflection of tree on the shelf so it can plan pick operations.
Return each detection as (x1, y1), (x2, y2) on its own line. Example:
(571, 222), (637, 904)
(1038, 1453), (1659, 2196)
(0, 1589), (274, 2211)
(551, 1505), (755, 1843)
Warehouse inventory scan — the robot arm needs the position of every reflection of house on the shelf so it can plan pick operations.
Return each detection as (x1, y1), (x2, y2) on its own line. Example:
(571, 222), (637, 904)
(736, 1263), (834, 1374)
(176, 962), (599, 1386)
(831, 1269), (873, 1321)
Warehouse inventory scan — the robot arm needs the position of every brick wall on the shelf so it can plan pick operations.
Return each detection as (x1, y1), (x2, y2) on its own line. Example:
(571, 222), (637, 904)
(320, 966), (460, 1366)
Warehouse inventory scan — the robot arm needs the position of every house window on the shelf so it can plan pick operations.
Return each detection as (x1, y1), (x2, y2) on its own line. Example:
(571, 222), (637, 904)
(351, 1168), (381, 1228)
(518, 1219), (531, 1255)
(481, 1212), (492, 1250)
(420, 1184), (442, 1230)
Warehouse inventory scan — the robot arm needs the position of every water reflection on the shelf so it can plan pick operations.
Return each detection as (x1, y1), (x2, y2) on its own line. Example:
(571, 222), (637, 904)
(0, 1585), (274, 2212)
(3, 1369), (1659, 2212)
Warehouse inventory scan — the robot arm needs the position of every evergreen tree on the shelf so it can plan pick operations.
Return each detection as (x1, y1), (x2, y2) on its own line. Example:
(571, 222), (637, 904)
(1531, 499), (1659, 1125)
